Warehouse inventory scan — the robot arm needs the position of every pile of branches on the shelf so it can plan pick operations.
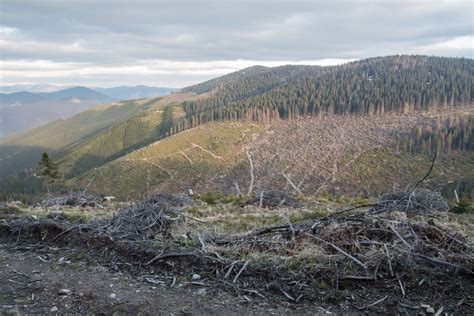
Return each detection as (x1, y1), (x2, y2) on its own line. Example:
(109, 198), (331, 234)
(90, 193), (195, 241)
(39, 192), (103, 208)
(211, 209), (473, 283)
(376, 188), (450, 214)
(244, 191), (302, 209)
(311, 215), (472, 276)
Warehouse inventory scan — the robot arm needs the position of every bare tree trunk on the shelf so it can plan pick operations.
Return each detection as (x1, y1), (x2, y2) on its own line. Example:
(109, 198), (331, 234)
(282, 172), (303, 195)
(246, 150), (255, 196)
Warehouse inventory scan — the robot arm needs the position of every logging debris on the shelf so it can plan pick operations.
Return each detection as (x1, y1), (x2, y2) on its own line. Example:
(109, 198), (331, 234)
(90, 193), (195, 240)
(376, 188), (450, 214)
(2, 188), (472, 311)
(39, 193), (103, 208)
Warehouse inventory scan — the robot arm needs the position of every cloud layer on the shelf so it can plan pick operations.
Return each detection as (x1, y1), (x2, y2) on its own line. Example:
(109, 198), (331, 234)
(0, 0), (472, 87)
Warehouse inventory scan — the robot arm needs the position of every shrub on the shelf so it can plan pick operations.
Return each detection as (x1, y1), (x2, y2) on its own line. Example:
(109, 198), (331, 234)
(451, 199), (474, 213)
(0, 206), (23, 215)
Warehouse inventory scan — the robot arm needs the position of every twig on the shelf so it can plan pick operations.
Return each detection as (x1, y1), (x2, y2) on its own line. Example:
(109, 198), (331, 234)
(281, 289), (295, 301)
(408, 151), (437, 195)
(384, 244), (394, 277)
(225, 261), (239, 279)
(241, 288), (265, 298)
(233, 260), (249, 284)
(388, 224), (412, 248)
(306, 233), (367, 270)
(12, 269), (29, 278)
(407, 251), (472, 272)
(396, 274), (405, 297)
(144, 252), (195, 266)
(339, 275), (375, 280)
(367, 295), (388, 307)
(168, 209), (206, 223)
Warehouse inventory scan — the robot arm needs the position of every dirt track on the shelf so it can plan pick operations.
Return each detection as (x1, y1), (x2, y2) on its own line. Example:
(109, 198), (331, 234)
(0, 241), (306, 315)
(1, 235), (472, 315)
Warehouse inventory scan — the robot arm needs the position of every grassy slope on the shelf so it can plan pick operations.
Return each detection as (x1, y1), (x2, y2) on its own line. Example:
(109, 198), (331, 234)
(58, 110), (163, 176)
(340, 148), (474, 198)
(56, 93), (196, 177)
(0, 100), (151, 178)
(68, 122), (266, 199)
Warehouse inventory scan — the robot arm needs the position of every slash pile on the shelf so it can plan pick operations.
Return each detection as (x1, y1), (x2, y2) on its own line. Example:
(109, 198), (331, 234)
(90, 193), (195, 240)
(209, 191), (473, 283)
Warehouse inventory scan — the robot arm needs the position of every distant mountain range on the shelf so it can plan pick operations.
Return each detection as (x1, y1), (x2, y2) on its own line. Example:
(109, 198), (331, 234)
(0, 86), (113, 108)
(0, 84), (176, 99)
(0, 85), (176, 137)
(94, 86), (176, 100)
(0, 84), (74, 94)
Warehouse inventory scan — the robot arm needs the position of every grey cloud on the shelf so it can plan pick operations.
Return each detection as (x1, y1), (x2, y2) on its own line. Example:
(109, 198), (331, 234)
(0, 0), (472, 86)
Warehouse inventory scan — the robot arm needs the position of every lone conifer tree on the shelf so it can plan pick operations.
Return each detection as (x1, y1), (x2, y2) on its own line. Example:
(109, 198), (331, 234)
(38, 152), (60, 194)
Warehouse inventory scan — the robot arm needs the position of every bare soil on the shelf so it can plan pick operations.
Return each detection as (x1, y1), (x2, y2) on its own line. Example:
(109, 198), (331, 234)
(0, 239), (305, 315)
(0, 221), (472, 315)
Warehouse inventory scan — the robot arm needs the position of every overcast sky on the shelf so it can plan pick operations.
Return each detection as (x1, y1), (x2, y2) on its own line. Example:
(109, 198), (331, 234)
(0, 0), (472, 88)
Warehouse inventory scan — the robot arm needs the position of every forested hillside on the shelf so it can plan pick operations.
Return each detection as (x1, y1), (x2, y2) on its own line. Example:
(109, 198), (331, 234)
(180, 65), (271, 94)
(399, 114), (473, 154)
(181, 56), (472, 127)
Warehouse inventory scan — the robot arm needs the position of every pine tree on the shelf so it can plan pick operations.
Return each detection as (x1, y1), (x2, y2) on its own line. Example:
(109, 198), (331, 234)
(38, 152), (60, 194)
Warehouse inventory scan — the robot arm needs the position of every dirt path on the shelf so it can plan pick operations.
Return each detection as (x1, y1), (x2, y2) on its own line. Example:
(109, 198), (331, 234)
(0, 241), (323, 315)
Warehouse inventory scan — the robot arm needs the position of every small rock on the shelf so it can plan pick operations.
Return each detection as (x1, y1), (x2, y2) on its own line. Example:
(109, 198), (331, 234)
(110, 293), (116, 299)
(58, 289), (71, 296)
(196, 288), (207, 296)
(192, 274), (201, 280)
(50, 306), (58, 312)
(421, 304), (435, 314)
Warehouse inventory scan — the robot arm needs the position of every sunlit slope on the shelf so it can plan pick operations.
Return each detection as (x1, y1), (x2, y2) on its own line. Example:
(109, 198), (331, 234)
(67, 122), (266, 199)
(0, 99), (150, 178)
(56, 93), (198, 177)
(67, 110), (473, 200)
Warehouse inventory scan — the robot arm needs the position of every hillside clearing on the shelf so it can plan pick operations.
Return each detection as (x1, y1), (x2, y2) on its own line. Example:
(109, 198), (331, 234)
(66, 109), (474, 200)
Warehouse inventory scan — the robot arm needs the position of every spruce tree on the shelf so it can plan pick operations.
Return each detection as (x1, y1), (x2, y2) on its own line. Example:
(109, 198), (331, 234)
(38, 152), (60, 194)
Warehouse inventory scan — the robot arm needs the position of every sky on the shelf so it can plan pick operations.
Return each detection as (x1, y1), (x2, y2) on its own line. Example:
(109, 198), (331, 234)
(0, 0), (472, 88)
